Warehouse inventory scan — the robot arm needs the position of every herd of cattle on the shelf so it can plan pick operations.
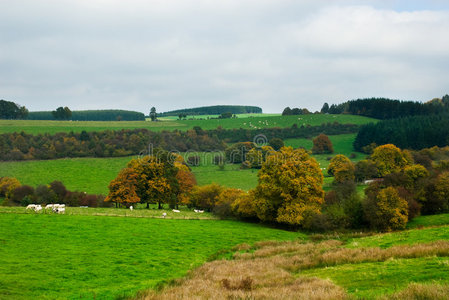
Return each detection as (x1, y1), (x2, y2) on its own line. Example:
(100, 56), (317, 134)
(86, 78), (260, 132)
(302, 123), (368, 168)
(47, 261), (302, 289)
(26, 204), (66, 214)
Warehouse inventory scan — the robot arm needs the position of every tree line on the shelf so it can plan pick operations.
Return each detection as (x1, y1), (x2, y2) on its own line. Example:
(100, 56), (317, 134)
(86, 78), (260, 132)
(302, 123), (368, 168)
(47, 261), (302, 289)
(354, 114), (449, 152)
(28, 109), (145, 121)
(158, 105), (262, 117)
(0, 122), (359, 161)
(321, 95), (449, 119)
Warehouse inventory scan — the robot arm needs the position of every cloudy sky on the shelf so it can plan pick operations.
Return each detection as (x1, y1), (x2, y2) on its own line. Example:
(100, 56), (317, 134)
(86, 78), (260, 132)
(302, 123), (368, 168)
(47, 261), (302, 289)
(1, 0), (449, 113)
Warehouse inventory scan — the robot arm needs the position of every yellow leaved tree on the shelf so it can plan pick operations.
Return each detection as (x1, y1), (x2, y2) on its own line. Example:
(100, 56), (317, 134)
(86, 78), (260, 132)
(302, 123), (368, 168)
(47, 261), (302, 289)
(253, 147), (324, 226)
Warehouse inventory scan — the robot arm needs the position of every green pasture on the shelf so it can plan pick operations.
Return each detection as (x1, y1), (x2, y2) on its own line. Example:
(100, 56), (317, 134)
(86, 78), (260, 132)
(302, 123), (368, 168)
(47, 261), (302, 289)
(0, 212), (303, 299)
(0, 114), (376, 135)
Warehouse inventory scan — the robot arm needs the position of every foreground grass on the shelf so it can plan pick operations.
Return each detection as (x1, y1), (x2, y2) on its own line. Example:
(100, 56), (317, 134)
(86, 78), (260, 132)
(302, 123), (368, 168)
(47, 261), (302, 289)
(0, 213), (303, 299)
(0, 114), (376, 134)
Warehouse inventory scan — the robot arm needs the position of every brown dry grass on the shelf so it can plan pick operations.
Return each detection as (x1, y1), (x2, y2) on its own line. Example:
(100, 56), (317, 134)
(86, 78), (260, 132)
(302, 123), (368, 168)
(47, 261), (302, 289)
(381, 283), (449, 300)
(137, 239), (449, 300)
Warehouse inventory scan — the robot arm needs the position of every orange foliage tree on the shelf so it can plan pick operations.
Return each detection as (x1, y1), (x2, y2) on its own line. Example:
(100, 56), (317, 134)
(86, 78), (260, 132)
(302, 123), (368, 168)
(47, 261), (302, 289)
(174, 161), (197, 208)
(254, 147), (324, 226)
(312, 134), (334, 154)
(105, 151), (180, 208)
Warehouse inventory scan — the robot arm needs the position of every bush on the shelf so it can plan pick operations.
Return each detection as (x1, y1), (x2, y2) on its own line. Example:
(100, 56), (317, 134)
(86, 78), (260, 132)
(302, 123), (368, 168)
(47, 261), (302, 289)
(363, 186), (408, 231)
(213, 188), (246, 218)
(0, 177), (21, 199)
(231, 191), (257, 219)
(49, 181), (67, 202)
(10, 185), (35, 206)
(188, 183), (224, 211)
(34, 185), (58, 204)
(269, 138), (284, 151)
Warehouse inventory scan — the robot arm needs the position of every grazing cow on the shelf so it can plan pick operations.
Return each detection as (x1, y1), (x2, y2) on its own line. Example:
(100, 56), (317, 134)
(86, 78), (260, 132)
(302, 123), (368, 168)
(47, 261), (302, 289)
(34, 205), (42, 212)
(56, 207), (65, 214)
(45, 204), (54, 209)
(162, 212), (167, 218)
(26, 204), (37, 210)
(172, 209), (180, 213)
(130, 206), (133, 211)
(194, 209), (204, 213)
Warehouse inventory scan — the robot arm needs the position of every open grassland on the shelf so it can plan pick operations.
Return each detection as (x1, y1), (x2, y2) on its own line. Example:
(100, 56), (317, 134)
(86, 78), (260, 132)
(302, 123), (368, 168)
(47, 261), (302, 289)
(0, 155), (258, 194)
(0, 114), (376, 134)
(0, 212), (303, 299)
(142, 217), (449, 299)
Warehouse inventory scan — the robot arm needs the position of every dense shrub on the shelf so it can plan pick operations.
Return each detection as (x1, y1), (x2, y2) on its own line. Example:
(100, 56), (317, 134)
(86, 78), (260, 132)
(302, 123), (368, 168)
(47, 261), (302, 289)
(188, 183), (223, 211)
(213, 188), (246, 218)
(10, 185), (35, 206)
(363, 186), (408, 231)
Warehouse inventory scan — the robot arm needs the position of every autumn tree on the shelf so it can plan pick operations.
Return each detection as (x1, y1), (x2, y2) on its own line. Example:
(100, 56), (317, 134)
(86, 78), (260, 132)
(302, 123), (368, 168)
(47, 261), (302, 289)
(253, 147), (324, 226)
(363, 186), (408, 231)
(214, 188), (246, 218)
(245, 145), (274, 169)
(105, 152), (179, 209)
(370, 144), (413, 177)
(312, 134), (334, 154)
(105, 167), (140, 207)
(328, 155), (355, 183)
(0, 177), (21, 200)
(174, 161), (197, 208)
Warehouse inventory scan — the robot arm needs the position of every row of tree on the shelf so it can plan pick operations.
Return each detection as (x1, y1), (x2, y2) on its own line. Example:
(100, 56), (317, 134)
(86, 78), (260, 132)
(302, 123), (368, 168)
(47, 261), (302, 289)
(281, 107), (311, 116)
(0, 123), (358, 161)
(321, 95), (449, 119)
(28, 109), (146, 121)
(354, 113), (449, 152)
(0, 178), (108, 207)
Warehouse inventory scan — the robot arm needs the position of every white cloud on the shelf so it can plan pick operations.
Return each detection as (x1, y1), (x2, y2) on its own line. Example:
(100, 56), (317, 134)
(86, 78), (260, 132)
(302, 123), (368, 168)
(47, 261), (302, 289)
(0, 0), (448, 113)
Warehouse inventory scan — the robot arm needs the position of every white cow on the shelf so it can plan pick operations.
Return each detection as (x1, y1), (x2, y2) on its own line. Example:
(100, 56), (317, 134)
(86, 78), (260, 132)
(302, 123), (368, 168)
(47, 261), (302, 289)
(56, 207), (65, 214)
(130, 206), (133, 211)
(162, 212), (167, 218)
(34, 205), (42, 212)
(45, 204), (54, 209)
(194, 209), (204, 213)
(172, 209), (180, 213)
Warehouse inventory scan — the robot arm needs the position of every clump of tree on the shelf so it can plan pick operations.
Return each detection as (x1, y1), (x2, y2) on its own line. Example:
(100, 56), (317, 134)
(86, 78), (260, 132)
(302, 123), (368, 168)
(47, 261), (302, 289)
(52, 107), (72, 120)
(282, 107), (311, 116)
(0, 100), (28, 119)
(105, 151), (195, 209)
(312, 134), (334, 154)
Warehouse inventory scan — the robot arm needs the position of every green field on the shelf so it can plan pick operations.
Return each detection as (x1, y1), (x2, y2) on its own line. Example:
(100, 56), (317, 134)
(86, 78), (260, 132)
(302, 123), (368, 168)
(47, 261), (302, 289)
(0, 132), (365, 194)
(0, 211), (303, 299)
(0, 114), (376, 135)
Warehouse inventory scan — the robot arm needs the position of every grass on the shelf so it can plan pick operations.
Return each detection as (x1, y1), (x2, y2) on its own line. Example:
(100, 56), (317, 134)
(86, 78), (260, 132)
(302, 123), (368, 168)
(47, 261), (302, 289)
(192, 163), (258, 191)
(0, 213), (304, 299)
(0, 114), (376, 135)
(300, 256), (449, 299)
(0, 206), (218, 220)
(407, 213), (449, 229)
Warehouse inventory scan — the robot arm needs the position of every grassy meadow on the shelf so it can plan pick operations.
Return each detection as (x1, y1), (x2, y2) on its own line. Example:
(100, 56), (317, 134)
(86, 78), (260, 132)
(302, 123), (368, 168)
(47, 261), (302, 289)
(0, 114), (376, 135)
(0, 211), (304, 299)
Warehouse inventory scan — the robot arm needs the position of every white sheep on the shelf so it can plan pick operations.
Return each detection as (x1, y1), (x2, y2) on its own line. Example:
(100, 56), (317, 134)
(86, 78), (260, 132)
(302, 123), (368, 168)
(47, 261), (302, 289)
(162, 212), (167, 218)
(130, 206), (133, 211)
(172, 209), (180, 213)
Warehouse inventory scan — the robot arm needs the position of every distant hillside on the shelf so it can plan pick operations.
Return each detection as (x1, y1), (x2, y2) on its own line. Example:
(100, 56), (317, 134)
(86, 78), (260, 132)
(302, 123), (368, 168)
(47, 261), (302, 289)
(159, 105), (262, 116)
(28, 110), (145, 121)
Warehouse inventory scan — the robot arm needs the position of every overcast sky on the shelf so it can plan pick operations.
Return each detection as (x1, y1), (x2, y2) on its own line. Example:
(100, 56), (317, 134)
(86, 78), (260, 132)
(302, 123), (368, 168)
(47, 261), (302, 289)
(1, 0), (449, 113)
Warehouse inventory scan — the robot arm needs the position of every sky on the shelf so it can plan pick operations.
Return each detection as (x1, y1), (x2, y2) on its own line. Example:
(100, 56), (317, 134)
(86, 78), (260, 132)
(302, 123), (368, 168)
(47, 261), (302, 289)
(1, 0), (449, 114)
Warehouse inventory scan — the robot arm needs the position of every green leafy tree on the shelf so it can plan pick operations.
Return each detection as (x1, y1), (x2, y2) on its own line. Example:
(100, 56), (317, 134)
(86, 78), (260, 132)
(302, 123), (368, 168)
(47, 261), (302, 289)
(370, 144), (413, 177)
(150, 107), (157, 121)
(328, 155), (355, 183)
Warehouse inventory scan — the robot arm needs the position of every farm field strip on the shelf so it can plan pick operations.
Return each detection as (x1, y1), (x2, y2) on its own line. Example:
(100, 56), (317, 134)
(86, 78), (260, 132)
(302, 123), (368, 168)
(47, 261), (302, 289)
(0, 114), (376, 135)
